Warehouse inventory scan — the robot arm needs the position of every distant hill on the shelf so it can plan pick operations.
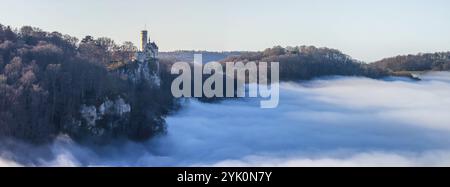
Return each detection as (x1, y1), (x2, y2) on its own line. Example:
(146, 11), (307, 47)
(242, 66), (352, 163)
(221, 46), (389, 80)
(159, 50), (243, 63)
(371, 52), (450, 72)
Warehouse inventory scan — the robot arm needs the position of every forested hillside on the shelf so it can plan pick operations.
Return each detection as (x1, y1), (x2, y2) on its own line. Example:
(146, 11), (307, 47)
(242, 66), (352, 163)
(0, 24), (178, 144)
(222, 46), (389, 81)
(371, 52), (450, 72)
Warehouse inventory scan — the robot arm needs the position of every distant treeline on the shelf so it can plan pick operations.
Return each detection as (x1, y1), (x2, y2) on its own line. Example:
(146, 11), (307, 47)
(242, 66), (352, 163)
(159, 50), (242, 63)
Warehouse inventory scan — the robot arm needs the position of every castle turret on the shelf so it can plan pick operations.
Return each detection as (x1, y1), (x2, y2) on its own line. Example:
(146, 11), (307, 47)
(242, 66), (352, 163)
(141, 30), (148, 51)
(135, 29), (158, 62)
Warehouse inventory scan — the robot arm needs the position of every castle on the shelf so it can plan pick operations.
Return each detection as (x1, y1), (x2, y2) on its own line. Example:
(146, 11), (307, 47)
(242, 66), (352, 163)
(122, 30), (161, 86)
(134, 30), (159, 62)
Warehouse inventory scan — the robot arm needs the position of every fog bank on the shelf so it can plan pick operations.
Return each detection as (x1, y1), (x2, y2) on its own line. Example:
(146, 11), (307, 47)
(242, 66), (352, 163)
(2, 72), (450, 166)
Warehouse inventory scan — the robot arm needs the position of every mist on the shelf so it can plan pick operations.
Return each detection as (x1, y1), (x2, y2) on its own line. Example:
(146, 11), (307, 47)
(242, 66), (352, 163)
(2, 72), (450, 166)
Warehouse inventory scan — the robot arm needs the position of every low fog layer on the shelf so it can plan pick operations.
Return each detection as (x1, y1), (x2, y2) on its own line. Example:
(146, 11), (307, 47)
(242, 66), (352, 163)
(2, 72), (450, 166)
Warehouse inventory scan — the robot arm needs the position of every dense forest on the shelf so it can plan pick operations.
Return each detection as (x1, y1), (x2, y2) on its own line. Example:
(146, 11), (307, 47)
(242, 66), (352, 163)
(0, 24), (179, 144)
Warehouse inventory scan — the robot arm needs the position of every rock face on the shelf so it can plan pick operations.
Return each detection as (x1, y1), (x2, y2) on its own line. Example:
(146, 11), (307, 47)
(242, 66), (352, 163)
(79, 97), (131, 136)
(99, 97), (131, 116)
(67, 97), (133, 142)
(115, 59), (161, 86)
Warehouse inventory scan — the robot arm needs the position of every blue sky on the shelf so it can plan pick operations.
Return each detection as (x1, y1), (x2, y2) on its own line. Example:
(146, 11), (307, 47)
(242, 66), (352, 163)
(1, 0), (449, 62)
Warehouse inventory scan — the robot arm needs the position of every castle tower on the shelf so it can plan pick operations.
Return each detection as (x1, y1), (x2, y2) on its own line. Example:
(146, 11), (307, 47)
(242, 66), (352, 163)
(141, 30), (148, 51)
